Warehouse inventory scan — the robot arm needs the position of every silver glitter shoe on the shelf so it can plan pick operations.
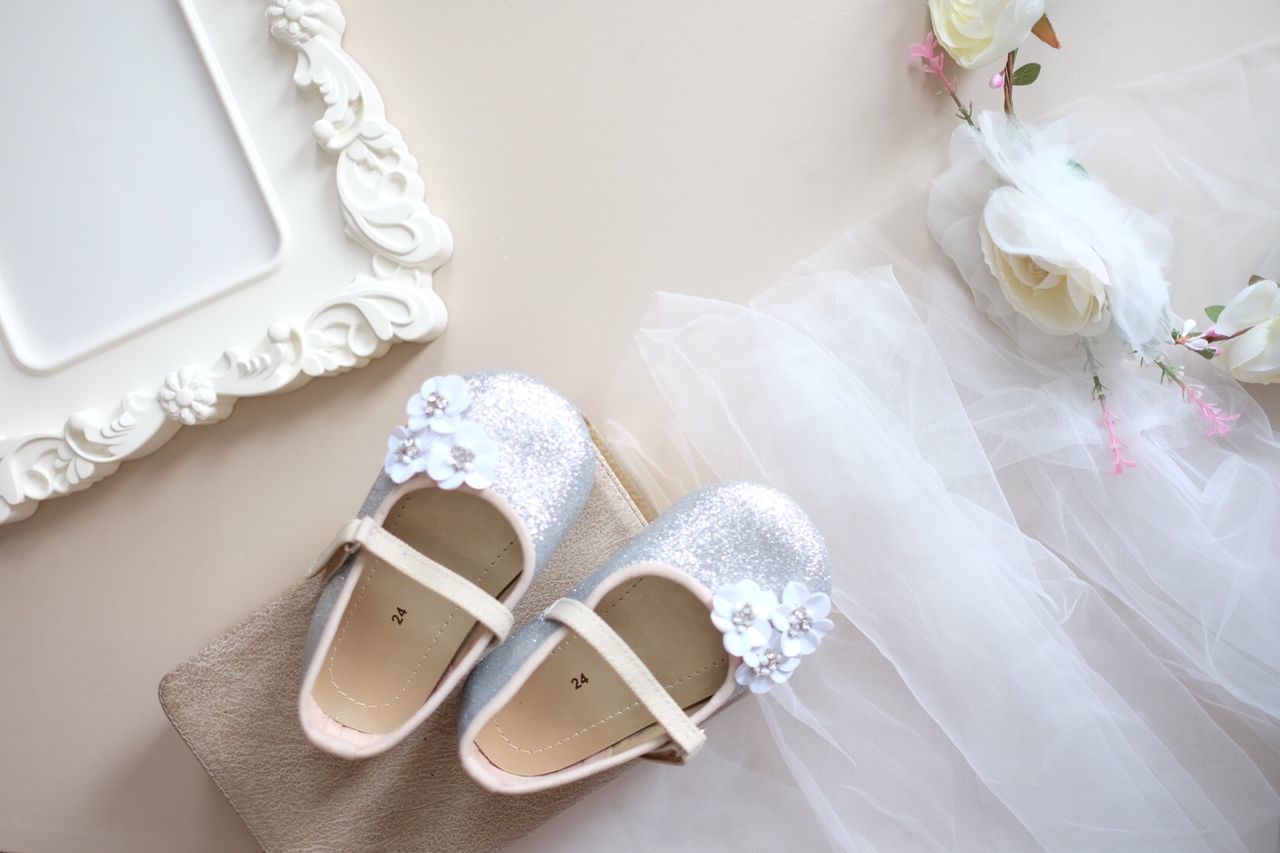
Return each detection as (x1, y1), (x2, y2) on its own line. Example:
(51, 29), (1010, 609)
(457, 481), (832, 793)
(298, 370), (594, 759)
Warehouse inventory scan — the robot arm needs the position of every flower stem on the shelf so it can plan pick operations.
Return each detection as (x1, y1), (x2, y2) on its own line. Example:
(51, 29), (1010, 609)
(1082, 339), (1105, 399)
(1154, 357), (1186, 389)
(1203, 326), (1251, 345)
(935, 68), (976, 128)
(1002, 51), (1016, 116)
(933, 63), (973, 128)
(950, 89), (976, 128)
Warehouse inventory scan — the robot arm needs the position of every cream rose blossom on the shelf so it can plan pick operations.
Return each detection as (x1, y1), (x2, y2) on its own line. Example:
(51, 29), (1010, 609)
(979, 186), (1111, 336)
(927, 0), (1045, 69)
(928, 112), (1174, 357)
(1213, 279), (1280, 385)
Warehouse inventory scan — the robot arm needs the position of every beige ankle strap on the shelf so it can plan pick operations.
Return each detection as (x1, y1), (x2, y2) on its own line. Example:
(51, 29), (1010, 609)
(310, 517), (514, 642)
(544, 597), (706, 759)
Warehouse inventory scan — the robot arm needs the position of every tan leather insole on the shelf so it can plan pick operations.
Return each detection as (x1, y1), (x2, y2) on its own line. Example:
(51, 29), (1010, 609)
(476, 576), (728, 776)
(312, 489), (522, 734)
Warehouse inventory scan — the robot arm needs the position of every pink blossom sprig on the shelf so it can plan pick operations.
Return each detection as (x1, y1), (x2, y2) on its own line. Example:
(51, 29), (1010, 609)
(1100, 397), (1137, 475)
(1155, 358), (1240, 437)
(909, 34), (975, 128)
(1084, 341), (1136, 475)
(1180, 383), (1240, 436)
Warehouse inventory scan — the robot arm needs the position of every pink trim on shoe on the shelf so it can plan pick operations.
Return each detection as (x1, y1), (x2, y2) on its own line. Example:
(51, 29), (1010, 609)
(299, 478), (537, 760)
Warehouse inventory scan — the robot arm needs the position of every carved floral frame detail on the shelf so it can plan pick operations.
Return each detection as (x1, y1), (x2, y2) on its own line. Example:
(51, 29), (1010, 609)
(0, 0), (451, 524)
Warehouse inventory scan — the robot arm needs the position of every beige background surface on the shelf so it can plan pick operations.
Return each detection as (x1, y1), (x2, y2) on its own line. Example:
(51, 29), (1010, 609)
(2, 2), (1278, 851)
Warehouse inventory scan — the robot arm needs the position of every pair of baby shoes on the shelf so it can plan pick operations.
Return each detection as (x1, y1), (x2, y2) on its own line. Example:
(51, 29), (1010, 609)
(298, 371), (832, 794)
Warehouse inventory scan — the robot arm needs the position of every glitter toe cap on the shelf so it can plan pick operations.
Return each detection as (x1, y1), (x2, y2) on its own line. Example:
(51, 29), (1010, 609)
(358, 369), (595, 573)
(458, 370), (595, 570)
(592, 481), (831, 597)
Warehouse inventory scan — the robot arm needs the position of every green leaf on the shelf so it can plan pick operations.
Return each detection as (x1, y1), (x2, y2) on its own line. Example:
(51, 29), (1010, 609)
(1205, 304), (1225, 323)
(1197, 348), (1216, 360)
(1011, 63), (1042, 86)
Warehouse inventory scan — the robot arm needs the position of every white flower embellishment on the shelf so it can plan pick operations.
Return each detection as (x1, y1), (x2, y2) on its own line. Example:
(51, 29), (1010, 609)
(384, 426), (430, 484)
(158, 366), (218, 425)
(426, 422), (499, 490)
(711, 580), (779, 656)
(408, 374), (472, 433)
(712, 579), (832, 694)
(737, 636), (802, 694)
(771, 581), (834, 657)
(383, 375), (498, 490)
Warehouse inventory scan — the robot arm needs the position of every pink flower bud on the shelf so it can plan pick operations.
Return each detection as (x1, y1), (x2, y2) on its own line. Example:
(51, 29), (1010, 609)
(989, 72), (1005, 89)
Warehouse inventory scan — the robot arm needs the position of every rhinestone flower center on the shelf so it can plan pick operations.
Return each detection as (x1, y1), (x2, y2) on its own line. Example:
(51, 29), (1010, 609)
(396, 437), (420, 463)
(754, 649), (783, 675)
(787, 606), (813, 637)
(451, 446), (476, 469)
(424, 391), (450, 416)
(732, 604), (755, 629)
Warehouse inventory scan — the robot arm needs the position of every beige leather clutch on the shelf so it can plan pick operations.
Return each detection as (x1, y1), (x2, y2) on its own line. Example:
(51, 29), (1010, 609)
(159, 444), (651, 852)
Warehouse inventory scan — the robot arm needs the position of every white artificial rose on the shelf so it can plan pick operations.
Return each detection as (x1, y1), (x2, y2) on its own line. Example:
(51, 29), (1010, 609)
(927, 112), (1174, 357)
(1213, 279), (1280, 384)
(979, 186), (1111, 336)
(927, 0), (1046, 69)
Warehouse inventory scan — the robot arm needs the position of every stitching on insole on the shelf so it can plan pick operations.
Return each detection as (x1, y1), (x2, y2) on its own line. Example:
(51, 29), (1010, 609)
(326, 492), (517, 709)
(328, 539), (517, 708)
(490, 657), (726, 755)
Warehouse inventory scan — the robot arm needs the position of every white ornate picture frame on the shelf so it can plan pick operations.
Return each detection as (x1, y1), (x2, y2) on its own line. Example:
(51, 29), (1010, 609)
(0, 0), (450, 525)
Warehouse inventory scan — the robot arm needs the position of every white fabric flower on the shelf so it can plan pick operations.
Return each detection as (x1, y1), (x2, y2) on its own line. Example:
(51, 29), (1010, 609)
(711, 580), (779, 656)
(425, 421), (499, 490)
(927, 0), (1045, 69)
(1213, 279), (1280, 384)
(735, 635), (802, 694)
(928, 112), (1175, 357)
(384, 425), (432, 484)
(770, 581), (834, 657)
(979, 187), (1112, 336)
(408, 375), (472, 433)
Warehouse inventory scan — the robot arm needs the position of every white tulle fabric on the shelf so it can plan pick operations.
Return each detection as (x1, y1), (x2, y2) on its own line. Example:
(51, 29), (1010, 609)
(515, 43), (1280, 853)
